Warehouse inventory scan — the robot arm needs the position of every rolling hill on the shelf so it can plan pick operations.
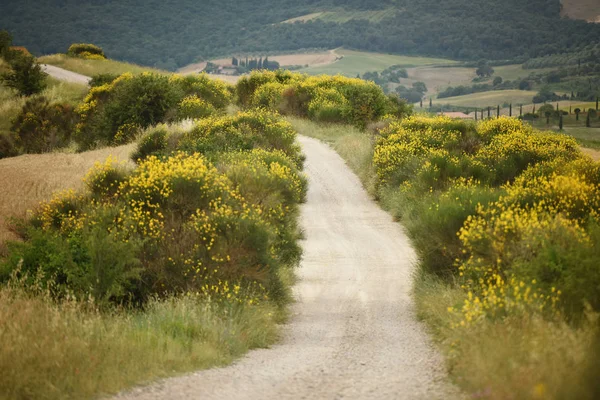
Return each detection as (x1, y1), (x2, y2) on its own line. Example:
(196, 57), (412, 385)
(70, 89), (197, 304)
(1, 0), (600, 70)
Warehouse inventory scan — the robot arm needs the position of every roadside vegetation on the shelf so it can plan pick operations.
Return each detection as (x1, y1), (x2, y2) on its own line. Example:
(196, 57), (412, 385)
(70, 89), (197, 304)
(292, 114), (600, 399)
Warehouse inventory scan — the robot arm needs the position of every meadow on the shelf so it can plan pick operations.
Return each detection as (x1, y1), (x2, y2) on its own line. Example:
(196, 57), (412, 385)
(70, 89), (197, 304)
(300, 48), (458, 77)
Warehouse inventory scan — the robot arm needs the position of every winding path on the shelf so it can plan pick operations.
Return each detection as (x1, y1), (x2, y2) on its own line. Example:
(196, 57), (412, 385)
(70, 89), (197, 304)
(116, 135), (458, 399)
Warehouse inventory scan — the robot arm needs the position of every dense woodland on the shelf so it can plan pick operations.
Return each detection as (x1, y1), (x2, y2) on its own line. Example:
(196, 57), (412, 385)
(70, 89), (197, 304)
(1, 0), (600, 69)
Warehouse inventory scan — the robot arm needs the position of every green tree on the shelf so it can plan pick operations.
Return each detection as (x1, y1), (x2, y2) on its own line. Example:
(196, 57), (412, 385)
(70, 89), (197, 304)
(476, 60), (494, 78)
(575, 108), (581, 121)
(586, 112), (591, 127)
(0, 29), (12, 57)
(0, 53), (47, 96)
(493, 76), (503, 86)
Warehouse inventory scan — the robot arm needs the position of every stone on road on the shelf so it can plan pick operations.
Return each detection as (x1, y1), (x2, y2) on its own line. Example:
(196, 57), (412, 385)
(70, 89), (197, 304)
(115, 135), (458, 400)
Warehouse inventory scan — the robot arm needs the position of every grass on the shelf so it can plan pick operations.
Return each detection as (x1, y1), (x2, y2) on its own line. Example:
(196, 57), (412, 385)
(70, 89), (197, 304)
(0, 285), (279, 400)
(300, 48), (458, 77)
(413, 275), (597, 400)
(38, 54), (167, 77)
(433, 90), (538, 108)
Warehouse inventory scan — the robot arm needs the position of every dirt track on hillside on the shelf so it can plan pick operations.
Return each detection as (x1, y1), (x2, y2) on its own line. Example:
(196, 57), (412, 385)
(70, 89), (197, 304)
(41, 64), (91, 85)
(115, 135), (458, 400)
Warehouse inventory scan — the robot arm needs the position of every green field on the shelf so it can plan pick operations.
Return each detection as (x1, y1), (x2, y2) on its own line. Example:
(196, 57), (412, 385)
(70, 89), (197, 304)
(301, 49), (458, 77)
(433, 90), (537, 108)
(482, 64), (554, 82)
(38, 54), (167, 77)
(317, 9), (394, 23)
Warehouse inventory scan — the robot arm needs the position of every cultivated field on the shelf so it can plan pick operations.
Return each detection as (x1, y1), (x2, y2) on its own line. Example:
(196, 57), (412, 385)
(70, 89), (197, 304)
(432, 90), (538, 108)
(0, 144), (135, 244)
(301, 48), (458, 76)
(399, 66), (475, 96)
(561, 0), (600, 23)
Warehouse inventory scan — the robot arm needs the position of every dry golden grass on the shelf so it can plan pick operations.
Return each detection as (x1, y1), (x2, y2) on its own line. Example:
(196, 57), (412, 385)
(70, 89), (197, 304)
(0, 144), (135, 244)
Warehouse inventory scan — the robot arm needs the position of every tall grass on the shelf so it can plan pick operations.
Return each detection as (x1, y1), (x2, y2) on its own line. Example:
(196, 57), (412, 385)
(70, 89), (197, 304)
(38, 54), (167, 77)
(0, 284), (278, 400)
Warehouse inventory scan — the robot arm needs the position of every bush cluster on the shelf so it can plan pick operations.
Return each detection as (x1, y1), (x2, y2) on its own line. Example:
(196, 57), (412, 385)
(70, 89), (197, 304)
(374, 116), (600, 322)
(75, 72), (232, 150)
(10, 96), (76, 154)
(236, 70), (411, 127)
(67, 43), (106, 60)
(2, 109), (306, 310)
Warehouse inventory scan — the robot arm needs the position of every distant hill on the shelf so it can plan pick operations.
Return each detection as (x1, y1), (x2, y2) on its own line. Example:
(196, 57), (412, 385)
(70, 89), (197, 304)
(1, 0), (600, 69)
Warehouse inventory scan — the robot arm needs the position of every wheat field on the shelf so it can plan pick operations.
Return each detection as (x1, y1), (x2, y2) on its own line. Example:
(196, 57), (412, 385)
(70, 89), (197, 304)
(0, 144), (135, 245)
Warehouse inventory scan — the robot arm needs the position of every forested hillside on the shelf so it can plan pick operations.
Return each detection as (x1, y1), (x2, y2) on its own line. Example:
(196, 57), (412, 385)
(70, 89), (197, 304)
(1, 0), (600, 69)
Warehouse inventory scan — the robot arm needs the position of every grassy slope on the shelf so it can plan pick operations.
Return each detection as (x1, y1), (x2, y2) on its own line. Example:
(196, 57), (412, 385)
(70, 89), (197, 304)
(1, 286), (278, 400)
(301, 48), (458, 76)
(38, 54), (167, 77)
(290, 116), (598, 400)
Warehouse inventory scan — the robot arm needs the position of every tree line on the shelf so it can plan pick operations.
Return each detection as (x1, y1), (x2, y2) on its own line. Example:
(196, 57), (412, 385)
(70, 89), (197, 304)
(1, 0), (599, 70)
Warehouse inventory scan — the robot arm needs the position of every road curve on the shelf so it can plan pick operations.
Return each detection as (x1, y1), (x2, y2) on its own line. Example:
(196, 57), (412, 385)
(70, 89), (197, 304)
(116, 135), (458, 400)
(41, 64), (91, 85)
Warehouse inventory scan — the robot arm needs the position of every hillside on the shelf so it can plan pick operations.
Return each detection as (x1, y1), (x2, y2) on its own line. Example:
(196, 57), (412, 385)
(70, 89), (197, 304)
(2, 0), (600, 69)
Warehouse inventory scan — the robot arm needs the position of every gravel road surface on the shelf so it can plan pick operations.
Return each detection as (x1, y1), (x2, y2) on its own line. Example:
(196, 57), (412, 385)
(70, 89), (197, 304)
(115, 135), (458, 400)
(41, 64), (91, 85)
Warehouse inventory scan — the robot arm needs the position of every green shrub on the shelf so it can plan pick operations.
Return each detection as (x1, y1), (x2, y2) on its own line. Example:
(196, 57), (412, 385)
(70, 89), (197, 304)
(177, 110), (302, 165)
(176, 95), (216, 120)
(0, 133), (18, 159)
(132, 125), (169, 162)
(11, 96), (76, 153)
(67, 43), (106, 59)
(89, 73), (118, 87)
(75, 73), (182, 149)
(0, 53), (47, 96)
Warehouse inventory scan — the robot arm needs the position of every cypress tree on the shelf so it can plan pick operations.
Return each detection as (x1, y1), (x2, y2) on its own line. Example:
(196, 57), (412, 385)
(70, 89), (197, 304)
(587, 112), (591, 127)
(570, 105), (572, 114)
(475, 109), (478, 121)
(420, 99), (423, 108)
(520, 104), (523, 116)
(556, 103), (559, 111)
(533, 104), (536, 114)
(559, 113), (563, 131)
(596, 96), (599, 111)
(497, 105), (500, 118)
(429, 98), (432, 108)
(509, 103), (512, 117)
(481, 109), (484, 120)
(487, 107), (490, 118)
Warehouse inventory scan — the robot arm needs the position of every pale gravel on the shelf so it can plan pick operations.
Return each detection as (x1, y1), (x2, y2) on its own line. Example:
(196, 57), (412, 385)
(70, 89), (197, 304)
(114, 135), (460, 400)
(41, 64), (91, 85)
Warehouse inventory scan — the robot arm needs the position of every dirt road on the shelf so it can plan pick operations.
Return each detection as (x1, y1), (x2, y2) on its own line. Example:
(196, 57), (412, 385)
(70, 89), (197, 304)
(41, 64), (91, 85)
(116, 135), (457, 400)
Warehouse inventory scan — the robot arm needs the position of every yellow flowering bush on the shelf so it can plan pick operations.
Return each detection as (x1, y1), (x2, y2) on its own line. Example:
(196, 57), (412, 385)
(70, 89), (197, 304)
(75, 72), (231, 150)
(236, 71), (399, 127)
(373, 114), (600, 320)
(177, 95), (216, 120)
(178, 109), (302, 165)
